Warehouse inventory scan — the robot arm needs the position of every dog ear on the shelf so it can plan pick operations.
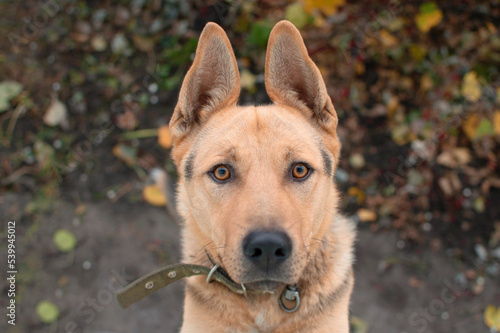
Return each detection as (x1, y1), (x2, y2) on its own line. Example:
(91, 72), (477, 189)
(265, 20), (337, 132)
(169, 22), (240, 142)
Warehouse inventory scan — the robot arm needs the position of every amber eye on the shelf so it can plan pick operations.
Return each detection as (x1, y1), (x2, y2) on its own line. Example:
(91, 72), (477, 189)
(292, 163), (309, 179)
(213, 165), (230, 181)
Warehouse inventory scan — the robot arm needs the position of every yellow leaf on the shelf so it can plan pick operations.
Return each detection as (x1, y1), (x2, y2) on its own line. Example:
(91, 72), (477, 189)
(379, 29), (398, 47)
(143, 185), (166, 207)
(462, 114), (479, 140)
(415, 4), (443, 33)
(302, 0), (345, 17)
(484, 305), (500, 330)
(157, 125), (172, 149)
(285, 3), (309, 30)
(240, 69), (256, 94)
(494, 111), (500, 135)
(357, 209), (377, 223)
(461, 71), (482, 102)
(420, 73), (433, 91)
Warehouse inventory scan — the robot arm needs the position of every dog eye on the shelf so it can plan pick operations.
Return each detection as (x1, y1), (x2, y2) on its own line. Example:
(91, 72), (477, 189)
(292, 163), (310, 179)
(212, 165), (231, 181)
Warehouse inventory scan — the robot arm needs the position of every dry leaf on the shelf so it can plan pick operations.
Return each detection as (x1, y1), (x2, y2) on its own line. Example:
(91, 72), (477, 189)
(420, 74), (433, 92)
(43, 98), (68, 128)
(240, 69), (257, 93)
(494, 111), (500, 135)
(158, 125), (172, 149)
(379, 30), (398, 47)
(462, 114), (480, 140)
(143, 184), (166, 207)
(357, 209), (377, 223)
(461, 71), (482, 102)
(302, 0), (345, 16)
(484, 305), (500, 330)
(408, 276), (424, 288)
(116, 110), (138, 130)
(437, 148), (471, 168)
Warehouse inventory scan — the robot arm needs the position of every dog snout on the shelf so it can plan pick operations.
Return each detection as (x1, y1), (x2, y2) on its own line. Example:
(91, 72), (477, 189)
(243, 231), (292, 270)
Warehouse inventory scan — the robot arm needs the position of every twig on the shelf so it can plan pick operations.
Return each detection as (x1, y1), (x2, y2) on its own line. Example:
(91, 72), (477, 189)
(121, 128), (158, 140)
(6, 104), (27, 147)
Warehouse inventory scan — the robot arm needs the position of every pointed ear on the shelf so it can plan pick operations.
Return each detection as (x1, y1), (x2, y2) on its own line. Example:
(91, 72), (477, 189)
(265, 20), (337, 132)
(169, 22), (240, 142)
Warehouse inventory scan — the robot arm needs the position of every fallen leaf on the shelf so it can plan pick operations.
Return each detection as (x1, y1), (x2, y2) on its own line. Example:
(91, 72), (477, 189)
(349, 153), (365, 169)
(112, 144), (138, 166)
(43, 98), (68, 128)
(90, 35), (107, 51)
(357, 209), (377, 223)
(158, 125), (172, 149)
(111, 33), (131, 54)
(133, 35), (154, 52)
(303, 0), (345, 16)
(36, 300), (59, 324)
(248, 21), (272, 49)
(484, 305), (500, 330)
(473, 196), (485, 213)
(408, 276), (424, 288)
(116, 110), (138, 130)
(415, 2), (443, 33)
(285, 3), (309, 30)
(0, 81), (23, 112)
(494, 111), (500, 135)
(34, 140), (55, 171)
(379, 29), (398, 47)
(240, 69), (257, 94)
(461, 71), (482, 102)
(143, 184), (166, 207)
(420, 74), (433, 91)
(53, 229), (77, 252)
(462, 114), (480, 140)
(350, 316), (369, 333)
(437, 148), (471, 168)
(75, 204), (87, 216)
(475, 118), (494, 138)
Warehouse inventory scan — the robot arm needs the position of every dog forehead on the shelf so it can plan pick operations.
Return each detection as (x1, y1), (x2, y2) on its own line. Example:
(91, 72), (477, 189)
(197, 105), (319, 152)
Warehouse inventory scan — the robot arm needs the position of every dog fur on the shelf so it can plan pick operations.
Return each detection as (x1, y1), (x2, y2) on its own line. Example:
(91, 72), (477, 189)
(168, 20), (356, 333)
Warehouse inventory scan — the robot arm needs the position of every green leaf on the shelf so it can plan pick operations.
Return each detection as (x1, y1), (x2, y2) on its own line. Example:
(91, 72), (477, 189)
(53, 229), (77, 252)
(0, 81), (23, 112)
(36, 300), (60, 324)
(420, 2), (438, 14)
(285, 3), (309, 30)
(476, 118), (494, 138)
(248, 21), (273, 49)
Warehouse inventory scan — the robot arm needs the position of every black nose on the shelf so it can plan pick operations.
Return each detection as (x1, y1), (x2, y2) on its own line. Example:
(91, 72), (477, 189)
(243, 231), (292, 270)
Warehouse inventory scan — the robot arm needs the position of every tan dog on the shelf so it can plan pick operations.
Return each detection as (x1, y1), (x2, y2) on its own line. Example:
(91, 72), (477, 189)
(169, 20), (355, 333)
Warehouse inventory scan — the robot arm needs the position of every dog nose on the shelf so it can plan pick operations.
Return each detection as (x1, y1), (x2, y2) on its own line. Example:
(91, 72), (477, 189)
(243, 231), (292, 269)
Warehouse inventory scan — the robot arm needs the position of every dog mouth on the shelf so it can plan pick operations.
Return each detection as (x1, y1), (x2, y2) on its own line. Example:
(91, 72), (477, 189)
(244, 279), (286, 292)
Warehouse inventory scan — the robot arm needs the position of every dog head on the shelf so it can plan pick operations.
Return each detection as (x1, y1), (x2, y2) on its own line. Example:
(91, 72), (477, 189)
(169, 21), (340, 290)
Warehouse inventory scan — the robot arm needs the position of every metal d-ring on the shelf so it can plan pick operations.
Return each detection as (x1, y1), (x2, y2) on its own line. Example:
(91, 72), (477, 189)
(205, 264), (220, 284)
(279, 285), (300, 313)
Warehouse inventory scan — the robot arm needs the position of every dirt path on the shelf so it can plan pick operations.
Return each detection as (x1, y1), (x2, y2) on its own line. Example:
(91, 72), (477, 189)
(1, 192), (498, 333)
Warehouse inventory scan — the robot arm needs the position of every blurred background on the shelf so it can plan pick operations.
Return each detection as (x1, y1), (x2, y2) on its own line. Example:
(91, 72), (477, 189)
(1, 0), (499, 332)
